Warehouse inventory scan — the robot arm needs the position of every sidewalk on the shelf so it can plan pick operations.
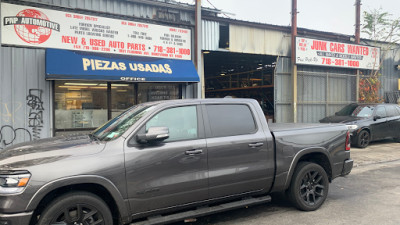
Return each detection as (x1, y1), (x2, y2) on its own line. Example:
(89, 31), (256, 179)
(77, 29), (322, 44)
(350, 139), (400, 168)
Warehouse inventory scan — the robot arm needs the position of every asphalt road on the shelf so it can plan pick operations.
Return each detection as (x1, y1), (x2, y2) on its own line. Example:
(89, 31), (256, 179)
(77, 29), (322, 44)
(173, 140), (400, 225)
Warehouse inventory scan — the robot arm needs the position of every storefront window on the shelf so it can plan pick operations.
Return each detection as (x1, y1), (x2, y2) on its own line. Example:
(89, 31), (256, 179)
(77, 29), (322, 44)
(138, 83), (180, 103)
(54, 81), (181, 135)
(111, 83), (136, 118)
(54, 81), (108, 130)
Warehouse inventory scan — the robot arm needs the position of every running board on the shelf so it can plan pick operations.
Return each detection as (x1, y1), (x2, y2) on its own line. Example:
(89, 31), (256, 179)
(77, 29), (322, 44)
(131, 195), (271, 225)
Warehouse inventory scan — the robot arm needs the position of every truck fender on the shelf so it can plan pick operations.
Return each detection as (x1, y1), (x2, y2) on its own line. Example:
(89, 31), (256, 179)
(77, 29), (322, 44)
(26, 175), (131, 223)
(283, 147), (333, 190)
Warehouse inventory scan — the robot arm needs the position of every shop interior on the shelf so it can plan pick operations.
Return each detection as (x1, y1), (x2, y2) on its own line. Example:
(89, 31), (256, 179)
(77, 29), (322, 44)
(54, 81), (180, 134)
(204, 51), (276, 120)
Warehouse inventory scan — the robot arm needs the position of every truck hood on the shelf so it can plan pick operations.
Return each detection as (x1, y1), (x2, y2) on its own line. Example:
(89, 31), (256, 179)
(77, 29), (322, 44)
(0, 134), (106, 170)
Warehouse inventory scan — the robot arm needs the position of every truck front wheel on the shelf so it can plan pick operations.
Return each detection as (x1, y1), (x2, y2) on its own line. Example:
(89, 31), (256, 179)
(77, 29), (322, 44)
(288, 162), (329, 211)
(37, 191), (113, 225)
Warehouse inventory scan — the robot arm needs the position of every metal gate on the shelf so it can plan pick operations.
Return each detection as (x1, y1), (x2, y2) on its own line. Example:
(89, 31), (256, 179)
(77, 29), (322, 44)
(275, 57), (357, 123)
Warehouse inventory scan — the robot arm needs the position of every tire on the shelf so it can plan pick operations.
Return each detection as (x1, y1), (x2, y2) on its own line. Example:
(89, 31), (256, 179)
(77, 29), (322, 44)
(37, 191), (113, 225)
(356, 130), (370, 148)
(288, 162), (329, 211)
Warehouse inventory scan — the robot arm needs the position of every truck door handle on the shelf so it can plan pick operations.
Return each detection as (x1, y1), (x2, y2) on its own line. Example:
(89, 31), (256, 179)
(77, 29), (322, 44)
(248, 143), (264, 148)
(185, 149), (203, 155)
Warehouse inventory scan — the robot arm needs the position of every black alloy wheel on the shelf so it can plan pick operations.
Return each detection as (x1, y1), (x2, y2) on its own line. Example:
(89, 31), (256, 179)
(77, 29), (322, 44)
(37, 192), (113, 225)
(356, 130), (370, 148)
(288, 162), (329, 211)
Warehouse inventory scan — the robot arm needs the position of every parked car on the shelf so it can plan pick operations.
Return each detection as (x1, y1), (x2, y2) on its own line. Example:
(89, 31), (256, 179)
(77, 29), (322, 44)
(0, 98), (352, 225)
(320, 103), (400, 148)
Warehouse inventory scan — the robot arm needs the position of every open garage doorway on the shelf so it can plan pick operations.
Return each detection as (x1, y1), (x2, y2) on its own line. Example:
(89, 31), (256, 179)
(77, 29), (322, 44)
(204, 51), (276, 121)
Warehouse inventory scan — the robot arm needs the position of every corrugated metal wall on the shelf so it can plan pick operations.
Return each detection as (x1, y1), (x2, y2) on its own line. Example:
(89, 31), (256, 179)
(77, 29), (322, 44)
(274, 58), (357, 123)
(297, 67), (357, 123)
(202, 20), (219, 51)
(0, 47), (50, 149)
(20, 0), (194, 24)
(381, 47), (400, 94)
(229, 24), (290, 56)
(274, 57), (292, 123)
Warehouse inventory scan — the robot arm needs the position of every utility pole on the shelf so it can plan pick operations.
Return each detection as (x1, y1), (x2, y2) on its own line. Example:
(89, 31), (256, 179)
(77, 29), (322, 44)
(355, 0), (361, 102)
(195, 0), (203, 99)
(291, 0), (298, 123)
(355, 0), (361, 44)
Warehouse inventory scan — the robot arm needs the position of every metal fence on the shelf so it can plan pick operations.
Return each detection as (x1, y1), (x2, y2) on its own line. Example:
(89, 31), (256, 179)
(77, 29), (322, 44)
(275, 57), (358, 123)
(297, 71), (357, 123)
(385, 91), (400, 103)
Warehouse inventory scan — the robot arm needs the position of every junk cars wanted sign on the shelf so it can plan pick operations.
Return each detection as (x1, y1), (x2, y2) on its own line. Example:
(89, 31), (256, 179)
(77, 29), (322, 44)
(1, 2), (191, 60)
(296, 37), (380, 70)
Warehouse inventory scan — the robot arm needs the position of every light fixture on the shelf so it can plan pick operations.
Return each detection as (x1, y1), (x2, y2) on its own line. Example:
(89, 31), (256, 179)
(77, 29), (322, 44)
(59, 85), (88, 89)
(64, 83), (98, 86)
(220, 73), (226, 76)
(203, 51), (210, 54)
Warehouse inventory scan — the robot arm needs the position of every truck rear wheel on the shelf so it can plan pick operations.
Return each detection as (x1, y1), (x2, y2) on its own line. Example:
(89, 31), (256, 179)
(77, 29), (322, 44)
(288, 162), (329, 211)
(37, 191), (113, 225)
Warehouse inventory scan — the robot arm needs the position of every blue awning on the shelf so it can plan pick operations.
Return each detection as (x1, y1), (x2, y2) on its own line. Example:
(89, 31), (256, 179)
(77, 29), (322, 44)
(45, 49), (199, 82)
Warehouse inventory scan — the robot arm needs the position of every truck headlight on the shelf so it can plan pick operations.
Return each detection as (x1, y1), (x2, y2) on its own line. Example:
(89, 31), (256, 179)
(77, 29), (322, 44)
(0, 172), (31, 194)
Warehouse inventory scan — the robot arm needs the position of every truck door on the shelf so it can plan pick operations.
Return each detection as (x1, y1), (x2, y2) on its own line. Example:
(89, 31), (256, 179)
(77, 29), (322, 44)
(124, 105), (208, 214)
(203, 103), (275, 199)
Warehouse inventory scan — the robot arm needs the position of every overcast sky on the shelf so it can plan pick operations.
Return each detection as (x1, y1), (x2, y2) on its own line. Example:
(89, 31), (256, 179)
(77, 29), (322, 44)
(177, 0), (400, 37)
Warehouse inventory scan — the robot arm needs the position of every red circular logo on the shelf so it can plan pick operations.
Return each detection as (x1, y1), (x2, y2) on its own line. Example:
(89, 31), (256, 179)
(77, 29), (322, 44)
(14, 9), (52, 44)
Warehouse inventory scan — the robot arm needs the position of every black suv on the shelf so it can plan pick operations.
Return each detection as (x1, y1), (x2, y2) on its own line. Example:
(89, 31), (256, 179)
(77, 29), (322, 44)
(320, 103), (400, 148)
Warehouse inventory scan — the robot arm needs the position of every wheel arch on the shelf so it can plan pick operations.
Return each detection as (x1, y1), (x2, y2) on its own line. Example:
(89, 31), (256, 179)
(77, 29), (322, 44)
(284, 148), (333, 190)
(356, 127), (371, 138)
(27, 175), (131, 225)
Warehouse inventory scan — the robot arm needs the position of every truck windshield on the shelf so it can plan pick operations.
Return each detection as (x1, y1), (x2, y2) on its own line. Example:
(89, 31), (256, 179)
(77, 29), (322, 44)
(91, 103), (156, 141)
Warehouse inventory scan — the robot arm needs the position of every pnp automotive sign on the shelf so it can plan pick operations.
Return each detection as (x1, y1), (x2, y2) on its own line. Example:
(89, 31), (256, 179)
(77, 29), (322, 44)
(296, 37), (380, 70)
(4, 9), (60, 44)
(1, 3), (191, 60)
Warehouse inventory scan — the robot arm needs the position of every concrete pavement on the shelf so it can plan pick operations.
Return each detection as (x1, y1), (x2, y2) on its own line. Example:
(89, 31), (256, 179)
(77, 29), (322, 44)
(173, 139), (400, 225)
(350, 139), (400, 173)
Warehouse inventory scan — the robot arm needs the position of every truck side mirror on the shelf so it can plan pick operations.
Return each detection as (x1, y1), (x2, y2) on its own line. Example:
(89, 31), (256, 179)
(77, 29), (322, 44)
(137, 127), (169, 144)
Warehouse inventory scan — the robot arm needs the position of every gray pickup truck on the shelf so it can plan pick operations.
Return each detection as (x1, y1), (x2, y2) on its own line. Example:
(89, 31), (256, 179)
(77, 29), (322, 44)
(0, 98), (353, 225)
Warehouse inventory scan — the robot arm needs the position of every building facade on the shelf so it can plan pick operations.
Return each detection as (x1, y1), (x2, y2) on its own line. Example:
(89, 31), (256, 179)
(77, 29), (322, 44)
(0, 0), (202, 149)
(200, 16), (400, 123)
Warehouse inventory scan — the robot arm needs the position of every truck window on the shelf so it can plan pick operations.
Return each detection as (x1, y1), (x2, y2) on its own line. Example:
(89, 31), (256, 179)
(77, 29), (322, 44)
(206, 104), (256, 138)
(145, 106), (198, 142)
